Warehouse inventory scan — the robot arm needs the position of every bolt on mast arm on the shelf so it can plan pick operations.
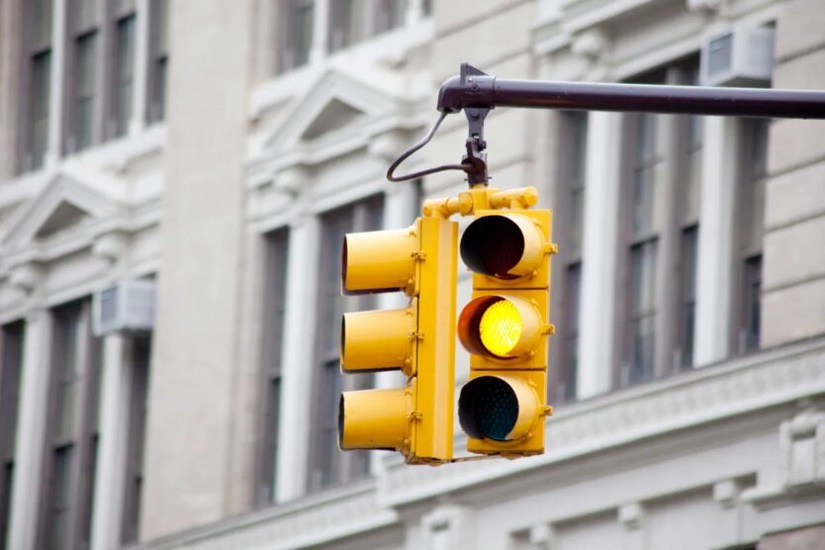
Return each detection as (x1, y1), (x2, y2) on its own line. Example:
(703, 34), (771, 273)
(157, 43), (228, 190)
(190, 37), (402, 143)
(438, 64), (825, 119)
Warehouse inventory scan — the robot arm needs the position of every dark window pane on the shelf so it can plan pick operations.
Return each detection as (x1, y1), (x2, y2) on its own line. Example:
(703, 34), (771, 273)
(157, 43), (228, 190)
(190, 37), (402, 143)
(49, 445), (74, 550)
(30, 52), (51, 170)
(32, 0), (53, 46)
(627, 240), (657, 384)
(74, 0), (98, 30)
(742, 256), (762, 353)
(0, 323), (25, 460)
(259, 229), (289, 504)
(679, 227), (698, 369)
(630, 241), (657, 315)
(112, 15), (136, 137)
(629, 316), (656, 385)
(562, 263), (581, 402)
(122, 336), (150, 544)
(74, 32), (97, 151)
(0, 462), (13, 550)
(283, 0), (313, 70)
(319, 360), (342, 487)
(375, 0), (406, 33)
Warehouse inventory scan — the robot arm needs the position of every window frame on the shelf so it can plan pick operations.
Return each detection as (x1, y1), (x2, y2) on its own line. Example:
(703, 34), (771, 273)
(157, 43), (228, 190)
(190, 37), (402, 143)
(19, 0), (54, 173)
(0, 322), (25, 550)
(254, 228), (290, 507)
(615, 56), (702, 388)
(120, 334), (151, 544)
(36, 300), (102, 550)
(730, 118), (769, 354)
(549, 110), (588, 404)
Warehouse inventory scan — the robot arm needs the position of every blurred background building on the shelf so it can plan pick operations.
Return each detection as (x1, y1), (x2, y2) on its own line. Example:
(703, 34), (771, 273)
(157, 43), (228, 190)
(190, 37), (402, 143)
(1, 0), (824, 549)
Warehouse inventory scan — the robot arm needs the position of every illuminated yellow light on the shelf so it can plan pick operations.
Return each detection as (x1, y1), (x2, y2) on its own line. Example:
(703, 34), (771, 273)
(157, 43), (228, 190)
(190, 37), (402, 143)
(479, 300), (522, 357)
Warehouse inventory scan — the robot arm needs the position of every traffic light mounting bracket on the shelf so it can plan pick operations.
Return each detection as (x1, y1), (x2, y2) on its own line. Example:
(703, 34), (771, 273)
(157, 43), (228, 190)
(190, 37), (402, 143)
(389, 62), (825, 190)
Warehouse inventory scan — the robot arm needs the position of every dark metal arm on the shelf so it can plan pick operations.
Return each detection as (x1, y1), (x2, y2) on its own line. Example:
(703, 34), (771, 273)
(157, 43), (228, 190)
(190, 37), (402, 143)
(438, 63), (825, 119)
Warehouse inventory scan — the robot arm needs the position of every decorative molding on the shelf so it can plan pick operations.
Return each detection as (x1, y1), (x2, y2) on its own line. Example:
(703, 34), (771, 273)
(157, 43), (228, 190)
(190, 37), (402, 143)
(780, 406), (825, 489)
(713, 479), (740, 509)
(8, 262), (44, 293)
(139, 482), (397, 550)
(274, 166), (310, 196)
(262, 66), (405, 154)
(1, 172), (119, 251)
(686, 0), (721, 12)
(617, 502), (644, 530)
(368, 131), (407, 162)
(92, 232), (129, 262)
(571, 28), (608, 62)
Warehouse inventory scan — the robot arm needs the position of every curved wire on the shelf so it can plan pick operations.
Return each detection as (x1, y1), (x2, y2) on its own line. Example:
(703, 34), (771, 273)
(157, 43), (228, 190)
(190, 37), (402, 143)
(386, 111), (469, 182)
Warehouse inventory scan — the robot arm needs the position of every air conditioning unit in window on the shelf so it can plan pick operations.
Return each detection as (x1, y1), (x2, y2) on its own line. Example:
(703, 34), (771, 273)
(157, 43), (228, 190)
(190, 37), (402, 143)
(700, 26), (775, 87)
(92, 279), (156, 337)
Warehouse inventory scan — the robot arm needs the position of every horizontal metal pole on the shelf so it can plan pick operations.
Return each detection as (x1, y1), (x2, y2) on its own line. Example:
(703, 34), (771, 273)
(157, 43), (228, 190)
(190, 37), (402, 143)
(438, 74), (825, 119)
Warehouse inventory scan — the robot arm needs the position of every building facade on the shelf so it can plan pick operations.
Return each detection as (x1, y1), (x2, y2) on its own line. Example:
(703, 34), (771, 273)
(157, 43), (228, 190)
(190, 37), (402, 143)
(0, 0), (824, 549)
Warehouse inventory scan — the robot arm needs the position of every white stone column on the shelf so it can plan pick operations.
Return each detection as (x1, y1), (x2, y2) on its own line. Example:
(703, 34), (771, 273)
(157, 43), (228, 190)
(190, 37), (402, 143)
(309, 0), (329, 64)
(694, 117), (739, 366)
(90, 334), (132, 550)
(45, 0), (67, 167)
(130, 0), (151, 135)
(275, 215), (322, 503)
(7, 309), (52, 550)
(577, 112), (623, 398)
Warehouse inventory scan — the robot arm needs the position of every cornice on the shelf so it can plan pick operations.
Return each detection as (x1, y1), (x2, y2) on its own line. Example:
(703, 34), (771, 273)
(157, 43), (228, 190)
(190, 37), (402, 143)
(137, 481), (397, 550)
(379, 338), (825, 507)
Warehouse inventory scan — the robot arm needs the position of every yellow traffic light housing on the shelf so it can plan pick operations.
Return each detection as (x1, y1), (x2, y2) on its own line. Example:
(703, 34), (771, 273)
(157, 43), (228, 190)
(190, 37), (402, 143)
(338, 217), (457, 464)
(457, 203), (555, 457)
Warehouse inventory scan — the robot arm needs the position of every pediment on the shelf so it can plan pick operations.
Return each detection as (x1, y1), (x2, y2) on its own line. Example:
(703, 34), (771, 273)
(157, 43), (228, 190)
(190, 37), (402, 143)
(1, 172), (118, 250)
(265, 67), (401, 152)
(300, 98), (366, 140)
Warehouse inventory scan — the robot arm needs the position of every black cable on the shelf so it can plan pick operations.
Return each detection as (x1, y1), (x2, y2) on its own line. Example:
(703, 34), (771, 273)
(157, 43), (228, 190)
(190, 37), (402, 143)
(386, 111), (470, 182)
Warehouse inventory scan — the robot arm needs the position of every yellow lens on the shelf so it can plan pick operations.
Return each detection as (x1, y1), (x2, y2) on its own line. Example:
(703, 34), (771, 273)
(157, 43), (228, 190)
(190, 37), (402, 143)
(479, 300), (522, 357)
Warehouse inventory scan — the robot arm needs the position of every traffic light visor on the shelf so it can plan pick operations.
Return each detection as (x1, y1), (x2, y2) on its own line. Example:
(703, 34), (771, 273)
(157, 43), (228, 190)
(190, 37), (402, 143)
(342, 228), (417, 295)
(458, 375), (540, 441)
(460, 214), (545, 279)
(341, 307), (415, 374)
(458, 295), (542, 359)
(339, 388), (410, 451)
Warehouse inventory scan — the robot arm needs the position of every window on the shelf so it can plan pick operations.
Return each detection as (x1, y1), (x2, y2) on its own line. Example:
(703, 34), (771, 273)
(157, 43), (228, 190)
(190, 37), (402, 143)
(19, 0), (170, 171)
(674, 67), (702, 371)
(256, 228), (289, 506)
(329, 0), (408, 51)
(622, 108), (661, 386)
(110, 1), (136, 138)
(38, 300), (102, 550)
(618, 57), (701, 387)
(280, 0), (314, 73)
(147, 0), (169, 123)
(551, 111), (587, 403)
(67, 0), (99, 153)
(733, 119), (769, 354)
(23, 0), (53, 171)
(309, 196), (383, 491)
(0, 322), (25, 550)
(121, 335), (151, 544)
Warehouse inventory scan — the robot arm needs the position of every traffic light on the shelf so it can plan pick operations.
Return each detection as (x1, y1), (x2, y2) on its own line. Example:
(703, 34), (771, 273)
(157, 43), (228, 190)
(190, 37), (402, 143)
(457, 206), (555, 456)
(338, 216), (458, 464)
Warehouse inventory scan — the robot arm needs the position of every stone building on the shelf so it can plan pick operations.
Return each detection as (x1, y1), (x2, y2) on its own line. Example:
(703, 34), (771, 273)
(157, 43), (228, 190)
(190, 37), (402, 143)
(0, 0), (824, 549)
